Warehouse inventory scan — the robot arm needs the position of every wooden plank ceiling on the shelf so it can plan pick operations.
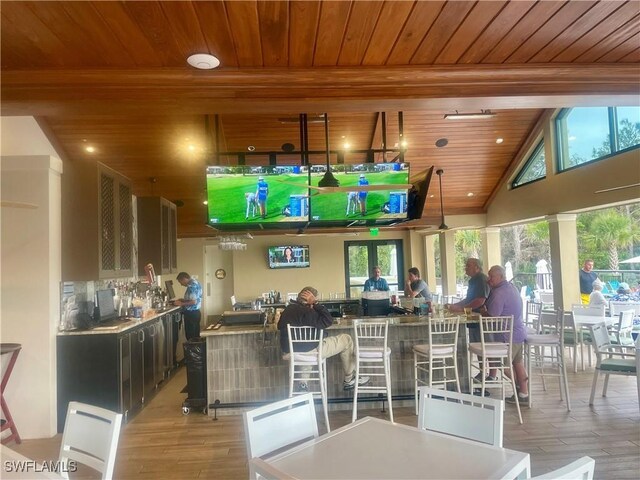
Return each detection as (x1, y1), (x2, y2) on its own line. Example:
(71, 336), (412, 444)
(2, 1), (639, 237)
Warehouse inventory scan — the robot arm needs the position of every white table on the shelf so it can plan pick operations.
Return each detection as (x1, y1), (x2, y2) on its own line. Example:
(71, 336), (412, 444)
(572, 314), (617, 330)
(0, 445), (64, 479)
(255, 416), (530, 479)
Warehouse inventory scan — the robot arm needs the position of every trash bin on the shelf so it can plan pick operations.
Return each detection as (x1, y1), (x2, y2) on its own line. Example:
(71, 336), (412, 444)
(182, 337), (207, 415)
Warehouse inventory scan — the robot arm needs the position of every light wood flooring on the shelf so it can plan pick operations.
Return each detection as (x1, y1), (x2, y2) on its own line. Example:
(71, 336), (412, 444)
(10, 364), (640, 479)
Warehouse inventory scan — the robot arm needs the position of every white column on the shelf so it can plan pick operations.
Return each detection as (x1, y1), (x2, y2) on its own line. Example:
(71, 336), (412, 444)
(481, 227), (502, 270)
(439, 230), (457, 296)
(1, 154), (62, 439)
(424, 235), (437, 292)
(547, 214), (579, 311)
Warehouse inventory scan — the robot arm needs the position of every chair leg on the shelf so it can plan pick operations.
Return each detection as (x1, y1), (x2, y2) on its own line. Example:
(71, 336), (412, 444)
(510, 372), (523, 425)
(589, 369), (599, 405)
(573, 346), (578, 373)
(414, 352), (419, 416)
(603, 373), (610, 397)
(352, 359), (360, 423)
(319, 360), (330, 433)
(580, 342), (585, 372)
(288, 361), (295, 397)
(560, 348), (571, 411)
(526, 344), (532, 409)
(385, 355), (394, 423)
(453, 353), (461, 393)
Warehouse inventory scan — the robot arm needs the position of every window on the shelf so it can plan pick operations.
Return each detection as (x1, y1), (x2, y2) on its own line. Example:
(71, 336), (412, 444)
(344, 240), (404, 298)
(556, 106), (640, 171)
(512, 140), (546, 188)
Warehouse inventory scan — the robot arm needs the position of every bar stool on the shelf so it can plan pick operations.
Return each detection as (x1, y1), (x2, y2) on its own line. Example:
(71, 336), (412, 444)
(352, 319), (393, 422)
(1, 343), (22, 445)
(285, 325), (330, 431)
(413, 315), (460, 415)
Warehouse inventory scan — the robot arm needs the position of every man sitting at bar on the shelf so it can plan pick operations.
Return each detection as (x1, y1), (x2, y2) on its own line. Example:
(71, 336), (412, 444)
(364, 266), (389, 292)
(279, 286), (369, 390)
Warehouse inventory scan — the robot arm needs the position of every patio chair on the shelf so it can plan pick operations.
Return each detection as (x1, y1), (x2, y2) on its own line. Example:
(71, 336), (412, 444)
(530, 456), (595, 480)
(588, 322), (637, 407)
(525, 301), (543, 334)
(610, 310), (635, 347)
(417, 387), (504, 447)
(243, 393), (318, 480)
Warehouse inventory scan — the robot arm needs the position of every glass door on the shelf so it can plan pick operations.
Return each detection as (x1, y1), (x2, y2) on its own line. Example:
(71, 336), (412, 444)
(344, 240), (404, 298)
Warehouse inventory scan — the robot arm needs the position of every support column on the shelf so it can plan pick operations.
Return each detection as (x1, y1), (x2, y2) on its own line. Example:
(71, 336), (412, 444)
(408, 230), (425, 276)
(439, 230), (457, 296)
(424, 235), (436, 292)
(547, 214), (579, 311)
(481, 227), (502, 269)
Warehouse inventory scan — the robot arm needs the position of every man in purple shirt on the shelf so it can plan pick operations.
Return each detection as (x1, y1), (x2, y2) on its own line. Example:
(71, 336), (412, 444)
(482, 265), (528, 403)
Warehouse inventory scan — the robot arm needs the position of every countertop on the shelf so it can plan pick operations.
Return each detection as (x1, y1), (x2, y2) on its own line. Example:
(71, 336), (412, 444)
(200, 313), (480, 337)
(57, 306), (181, 336)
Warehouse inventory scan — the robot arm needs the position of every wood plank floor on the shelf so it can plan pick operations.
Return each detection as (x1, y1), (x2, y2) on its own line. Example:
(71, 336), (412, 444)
(9, 365), (640, 479)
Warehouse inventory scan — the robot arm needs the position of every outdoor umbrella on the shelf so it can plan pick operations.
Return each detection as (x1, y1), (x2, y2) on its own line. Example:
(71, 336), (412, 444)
(620, 256), (640, 264)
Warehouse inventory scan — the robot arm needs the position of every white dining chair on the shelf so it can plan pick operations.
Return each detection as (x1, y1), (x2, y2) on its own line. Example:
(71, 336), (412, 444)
(525, 309), (571, 411)
(352, 319), (393, 422)
(285, 325), (330, 431)
(609, 301), (640, 317)
(570, 303), (605, 371)
(467, 315), (523, 424)
(59, 401), (123, 480)
(413, 315), (460, 415)
(529, 456), (595, 480)
(243, 393), (319, 480)
(610, 310), (635, 347)
(417, 387), (504, 447)
(588, 322), (638, 407)
(525, 301), (543, 334)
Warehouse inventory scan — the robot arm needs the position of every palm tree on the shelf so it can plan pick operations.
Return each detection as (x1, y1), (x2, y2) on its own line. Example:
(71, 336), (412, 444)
(584, 210), (640, 269)
(455, 230), (481, 259)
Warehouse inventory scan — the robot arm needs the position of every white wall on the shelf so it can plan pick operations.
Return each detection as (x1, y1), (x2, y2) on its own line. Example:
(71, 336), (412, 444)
(1, 116), (63, 439)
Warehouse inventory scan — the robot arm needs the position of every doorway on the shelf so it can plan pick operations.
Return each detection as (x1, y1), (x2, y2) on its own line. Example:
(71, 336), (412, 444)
(344, 240), (404, 298)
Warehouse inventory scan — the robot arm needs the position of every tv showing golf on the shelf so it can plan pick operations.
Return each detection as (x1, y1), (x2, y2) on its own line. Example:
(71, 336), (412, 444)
(309, 163), (410, 221)
(206, 165), (309, 225)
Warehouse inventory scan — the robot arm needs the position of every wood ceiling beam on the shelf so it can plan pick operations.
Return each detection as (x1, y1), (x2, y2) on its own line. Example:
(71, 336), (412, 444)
(2, 64), (638, 116)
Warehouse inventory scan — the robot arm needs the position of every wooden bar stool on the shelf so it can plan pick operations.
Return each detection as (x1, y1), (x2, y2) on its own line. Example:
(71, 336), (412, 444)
(1, 343), (22, 445)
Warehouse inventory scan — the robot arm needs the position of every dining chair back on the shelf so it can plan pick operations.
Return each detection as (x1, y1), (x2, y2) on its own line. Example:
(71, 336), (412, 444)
(525, 301), (543, 334)
(529, 456), (595, 480)
(243, 394), (318, 479)
(539, 291), (554, 308)
(59, 401), (123, 480)
(612, 310), (635, 346)
(285, 325), (330, 431)
(417, 387), (504, 447)
(571, 303), (605, 317)
(609, 301), (640, 317)
(588, 322), (638, 407)
(352, 319), (393, 422)
(413, 316), (460, 414)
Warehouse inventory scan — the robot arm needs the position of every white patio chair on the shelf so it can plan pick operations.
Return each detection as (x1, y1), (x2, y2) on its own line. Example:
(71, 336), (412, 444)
(413, 315), (460, 415)
(525, 301), (543, 334)
(285, 325), (330, 431)
(525, 309), (571, 411)
(609, 301), (640, 317)
(352, 319), (393, 422)
(539, 291), (554, 309)
(417, 387), (504, 447)
(59, 401), (123, 480)
(570, 303), (605, 370)
(610, 310), (635, 347)
(529, 456), (595, 480)
(588, 322), (637, 407)
(467, 315), (523, 424)
(243, 393), (319, 480)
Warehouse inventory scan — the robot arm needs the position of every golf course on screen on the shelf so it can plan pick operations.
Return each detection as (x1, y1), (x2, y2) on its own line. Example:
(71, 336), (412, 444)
(207, 173), (309, 224)
(310, 170), (409, 221)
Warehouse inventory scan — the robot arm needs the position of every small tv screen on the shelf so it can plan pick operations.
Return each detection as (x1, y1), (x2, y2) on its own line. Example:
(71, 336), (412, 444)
(268, 245), (310, 269)
(206, 166), (309, 225)
(309, 163), (410, 222)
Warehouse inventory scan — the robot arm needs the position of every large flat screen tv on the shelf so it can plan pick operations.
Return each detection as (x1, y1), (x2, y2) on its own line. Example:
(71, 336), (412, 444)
(206, 166), (309, 225)
(309, 163), (410, 222)
(268, 245), (310, 269)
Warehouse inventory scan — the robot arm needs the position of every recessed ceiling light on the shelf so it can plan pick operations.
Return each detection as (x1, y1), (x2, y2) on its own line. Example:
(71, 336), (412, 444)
(343, 142), (350, 149)
(188, 145), (196, 152)
(85, 146), (95, 153)
(187, 53), (220, 70)
(247, 145), (256, 152)
(496, 138), (504, 144)
(400, 140), (408, 148)
(203, 200), (208, 205)
(435, 138), (449, 148)
(467, 192), (474, 197)
(429, 194), (435, 198)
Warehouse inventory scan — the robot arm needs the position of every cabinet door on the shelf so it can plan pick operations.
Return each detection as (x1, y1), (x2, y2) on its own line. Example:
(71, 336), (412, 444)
(118, 182), (133, 274)
(99, 171), (117, 276)
(169, 204), (178, 271)
(130, 329), (144, 411)
(143, 325), (156, 402)
(161, 202), (170, 273)
(119, 334), (131, 418)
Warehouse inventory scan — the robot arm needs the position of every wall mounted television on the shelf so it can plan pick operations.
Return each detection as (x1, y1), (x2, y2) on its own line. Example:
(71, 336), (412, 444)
(309, 163), (410, 222)
(268, 245), (310, 269)
(206, 165), (309, 226)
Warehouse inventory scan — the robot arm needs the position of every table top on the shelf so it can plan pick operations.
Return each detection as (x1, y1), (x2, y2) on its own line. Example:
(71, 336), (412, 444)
(1, 445), (63, 479)
(265, 417), (530, 480)
(573, 314), (617, 327)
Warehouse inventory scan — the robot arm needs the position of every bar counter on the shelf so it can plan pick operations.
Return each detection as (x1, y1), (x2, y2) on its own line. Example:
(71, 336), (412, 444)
(201, 314), (478, 416)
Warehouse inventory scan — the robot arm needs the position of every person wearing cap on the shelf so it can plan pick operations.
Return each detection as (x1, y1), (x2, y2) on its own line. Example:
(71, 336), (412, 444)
(589, 280), (607, 306)
(255, 175), (269, 219)
(358, 173), (369, 216)
(612, 282), (637, 302)
(278, 286), (370, 390)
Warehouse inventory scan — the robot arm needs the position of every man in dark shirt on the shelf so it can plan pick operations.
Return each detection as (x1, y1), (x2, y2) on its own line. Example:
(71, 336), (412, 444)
(279, 286), (369, 389)
(579, 259), (598, 304)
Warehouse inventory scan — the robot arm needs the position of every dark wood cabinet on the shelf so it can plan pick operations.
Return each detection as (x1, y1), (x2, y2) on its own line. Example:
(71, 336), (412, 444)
(137, 197), (178, 276)
(62, 160), (133, 280)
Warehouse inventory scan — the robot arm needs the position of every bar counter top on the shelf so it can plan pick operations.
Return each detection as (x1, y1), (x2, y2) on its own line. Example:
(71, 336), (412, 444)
(57, 306), (181, 336)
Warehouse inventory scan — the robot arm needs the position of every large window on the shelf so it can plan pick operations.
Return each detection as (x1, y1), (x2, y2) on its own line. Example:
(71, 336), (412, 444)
(344, 240), (404, 298)
(512, 140), (546, 188)
(556, 106), (640, 171)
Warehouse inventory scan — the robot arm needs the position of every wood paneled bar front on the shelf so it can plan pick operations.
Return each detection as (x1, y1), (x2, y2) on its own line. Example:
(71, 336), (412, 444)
(201, 314), (476, 416)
